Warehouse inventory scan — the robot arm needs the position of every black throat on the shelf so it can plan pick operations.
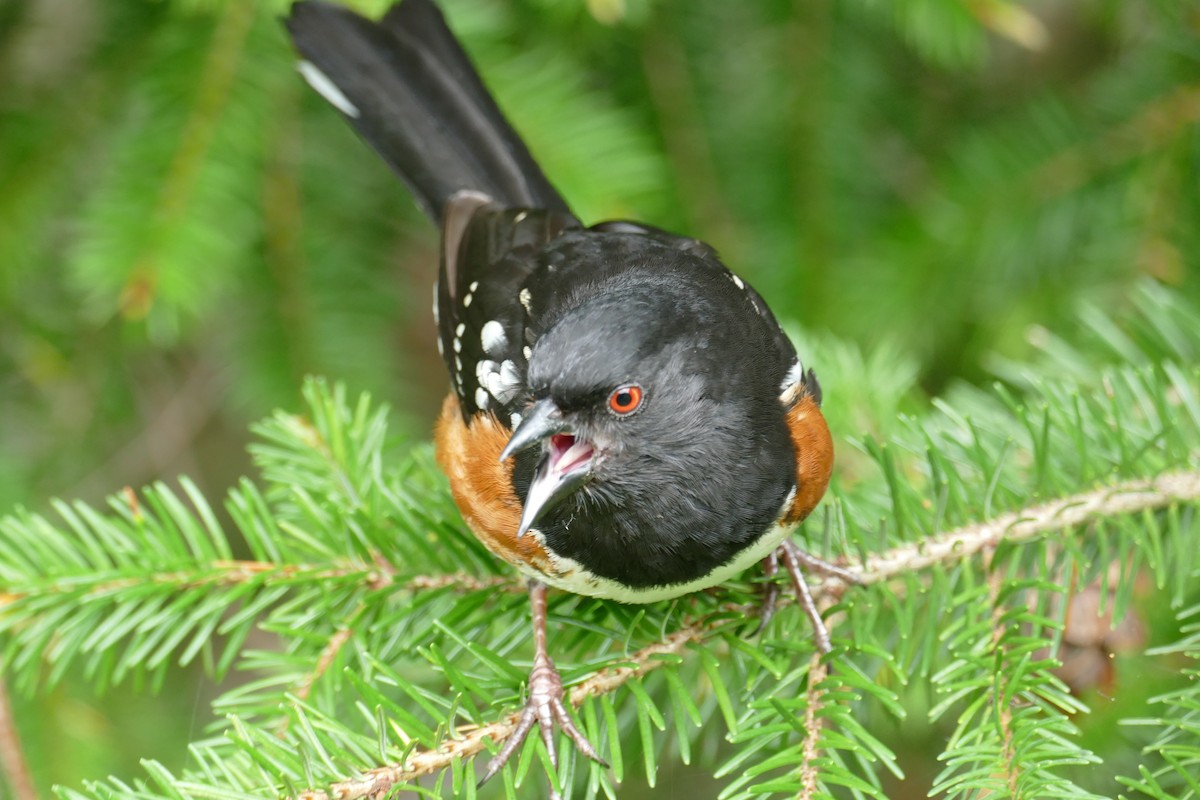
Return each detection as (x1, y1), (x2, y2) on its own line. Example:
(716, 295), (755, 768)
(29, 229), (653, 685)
(512, 409), (795, 589)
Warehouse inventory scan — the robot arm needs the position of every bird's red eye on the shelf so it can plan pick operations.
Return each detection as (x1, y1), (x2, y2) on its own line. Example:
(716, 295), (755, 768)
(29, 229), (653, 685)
(608, 384), (643, 415)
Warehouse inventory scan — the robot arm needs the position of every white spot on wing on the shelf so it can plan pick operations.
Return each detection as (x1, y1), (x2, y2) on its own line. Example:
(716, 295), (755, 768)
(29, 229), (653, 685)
(476, 359), (497, 382)
(513, 211), (528, 223)
(297, 61), (360, 118)
(480, 320), (507, 355)
(452, 337), (462, 353)
(523, 345), (532, 360)
(455, 322), (465, 337)
(487, 360), (521, 404)
(478, 358), (516, 404)
(519, 287), (533, 312)
(499, 359), (520, 386)
(780, 359), (805, 398)
(729, 273), (745, 290)
(510, 412), (523, 428)
(475, 387), (489, 410)
(469, 281), (479, 292)
(463, 293), (473, 308)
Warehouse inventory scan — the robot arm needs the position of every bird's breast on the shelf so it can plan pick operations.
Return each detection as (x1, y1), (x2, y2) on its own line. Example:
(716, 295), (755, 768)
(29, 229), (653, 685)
(433, 393), (557, 575)
(529, 519), (796, 603)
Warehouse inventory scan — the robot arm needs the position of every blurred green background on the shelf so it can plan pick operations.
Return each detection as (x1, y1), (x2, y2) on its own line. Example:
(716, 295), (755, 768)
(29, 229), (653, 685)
(1, 0), (1197, 795)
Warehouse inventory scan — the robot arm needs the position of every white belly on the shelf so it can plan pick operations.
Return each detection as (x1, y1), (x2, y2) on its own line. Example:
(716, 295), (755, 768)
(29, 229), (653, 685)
(515, 522), (796, 604)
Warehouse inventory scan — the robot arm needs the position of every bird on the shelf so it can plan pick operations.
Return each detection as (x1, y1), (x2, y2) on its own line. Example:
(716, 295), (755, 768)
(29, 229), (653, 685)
(285, 0), (861, 788)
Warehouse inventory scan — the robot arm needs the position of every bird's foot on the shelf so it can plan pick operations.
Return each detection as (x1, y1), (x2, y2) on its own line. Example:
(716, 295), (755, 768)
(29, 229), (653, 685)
(478, 651), (606, 790)
(755, 539), (863, 653)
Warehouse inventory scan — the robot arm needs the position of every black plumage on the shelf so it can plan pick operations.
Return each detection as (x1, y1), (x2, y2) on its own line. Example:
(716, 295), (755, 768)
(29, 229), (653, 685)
(287, 0), (804, 591)
(285, 0), (850, 784)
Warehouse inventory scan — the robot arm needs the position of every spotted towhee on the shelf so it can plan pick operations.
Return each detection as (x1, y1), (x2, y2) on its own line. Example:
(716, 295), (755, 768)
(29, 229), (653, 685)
(286, 0), (861, 785)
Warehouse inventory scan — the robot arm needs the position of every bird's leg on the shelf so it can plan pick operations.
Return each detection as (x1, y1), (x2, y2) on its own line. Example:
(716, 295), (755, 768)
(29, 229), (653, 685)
(478, 580), (607, 790)
(753, 551), (782, 635)
(771, 539), (864, 654)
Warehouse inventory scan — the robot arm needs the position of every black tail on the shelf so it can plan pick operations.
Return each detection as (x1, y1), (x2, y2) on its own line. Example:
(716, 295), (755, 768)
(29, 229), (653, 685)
(285, 0), (571, 223)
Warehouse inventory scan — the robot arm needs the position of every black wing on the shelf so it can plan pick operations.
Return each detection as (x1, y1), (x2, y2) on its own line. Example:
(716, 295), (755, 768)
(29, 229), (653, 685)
(436, 196), (581, 423)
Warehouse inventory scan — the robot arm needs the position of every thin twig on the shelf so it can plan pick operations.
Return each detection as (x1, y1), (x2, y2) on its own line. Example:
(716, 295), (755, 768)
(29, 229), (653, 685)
(988, 566), (1017, 796)
(984, 551), (1021, 796)
(0, 564), (510, 605)
(0, 677), (37, 800)
(300, 628), (354, 702)
(275, 624), (358, 740)
(403, 573), (518, 593)
(853, 471), (1200, 585)
(291, 469), (1200, 799)
(796, 652), (827, 800)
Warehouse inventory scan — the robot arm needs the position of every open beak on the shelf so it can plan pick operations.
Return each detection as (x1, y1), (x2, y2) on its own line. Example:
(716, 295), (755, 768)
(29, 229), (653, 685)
(499, 398), (596, 537)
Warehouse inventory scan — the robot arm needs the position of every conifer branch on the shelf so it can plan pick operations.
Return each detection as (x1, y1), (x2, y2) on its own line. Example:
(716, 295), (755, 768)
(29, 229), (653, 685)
(797, 652), (827, 800)
(294, 625), (355, 705)
(0, 564), (515, 605)
(289, 469), (1200, 799)
(986, 559), (1021, 796)
(275, 619), (360, 739)
(0, 679), (37, 800)
(293, 627), (704, 800)
(0, 561), (372, 602)
(854, 470), (1200, 584)
(404, 573), (520, 593)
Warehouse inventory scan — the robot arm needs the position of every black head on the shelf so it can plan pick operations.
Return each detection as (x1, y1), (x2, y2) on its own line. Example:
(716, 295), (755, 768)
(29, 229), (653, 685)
(500, 264), (797, 588)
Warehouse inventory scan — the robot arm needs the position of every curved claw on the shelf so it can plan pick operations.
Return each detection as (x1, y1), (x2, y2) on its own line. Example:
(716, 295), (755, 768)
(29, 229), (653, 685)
(478, 652), (607, 789)
(766, 539), (863, 654)
(784, 541), (865, 586)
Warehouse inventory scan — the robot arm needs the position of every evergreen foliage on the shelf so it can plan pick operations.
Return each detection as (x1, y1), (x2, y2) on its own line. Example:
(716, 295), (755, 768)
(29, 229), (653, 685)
(2, 0), (1199, 798)
(2, 281), (1198, 798)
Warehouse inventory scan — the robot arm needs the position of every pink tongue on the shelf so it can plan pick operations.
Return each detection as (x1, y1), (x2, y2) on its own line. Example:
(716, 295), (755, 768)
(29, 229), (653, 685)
(550, 434), (593, 473)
